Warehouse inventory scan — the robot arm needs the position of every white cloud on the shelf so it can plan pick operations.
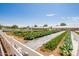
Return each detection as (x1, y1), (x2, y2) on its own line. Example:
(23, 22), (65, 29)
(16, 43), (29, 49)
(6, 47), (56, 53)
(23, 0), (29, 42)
(46, 13), (56, 17)
(60, 16), (79, 26)
(61, 16), (79, 22)
(71, 17), (79, 22)
(68, 17), (79, 22)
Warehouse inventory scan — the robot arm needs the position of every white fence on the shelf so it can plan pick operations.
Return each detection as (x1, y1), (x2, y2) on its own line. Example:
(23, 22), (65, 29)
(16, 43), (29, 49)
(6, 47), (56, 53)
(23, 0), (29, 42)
(0, 30), (43, 56)
(0, 41), (5, 56)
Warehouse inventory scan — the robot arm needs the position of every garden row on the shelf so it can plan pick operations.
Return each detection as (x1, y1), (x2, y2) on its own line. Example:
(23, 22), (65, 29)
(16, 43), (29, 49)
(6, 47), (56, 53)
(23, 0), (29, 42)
(43, 31), (67, 50)
(59, 32), (73, 56)
(13, 30), (59, 40)
(43, 31), (73, 56)
(75, 32), (79, 35)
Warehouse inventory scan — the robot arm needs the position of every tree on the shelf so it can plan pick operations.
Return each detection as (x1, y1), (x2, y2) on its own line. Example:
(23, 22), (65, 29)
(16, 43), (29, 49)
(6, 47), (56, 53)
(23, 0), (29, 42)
(11, 25), (18, 29)
(5, 26), (11, 28)
(34, 25), (37, 27)
(26, 26), (30, 28)
(60, 23), (66, 26)
(43, 24), (48, 27)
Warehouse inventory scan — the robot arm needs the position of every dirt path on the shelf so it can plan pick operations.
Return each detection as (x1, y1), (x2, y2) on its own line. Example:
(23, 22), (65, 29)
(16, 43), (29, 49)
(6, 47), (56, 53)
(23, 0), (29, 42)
(14, 36), (29, 44)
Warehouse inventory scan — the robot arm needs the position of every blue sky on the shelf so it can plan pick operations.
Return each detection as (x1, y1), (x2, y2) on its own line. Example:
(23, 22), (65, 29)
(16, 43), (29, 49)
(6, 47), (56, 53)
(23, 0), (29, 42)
(0, 3), (79, 27)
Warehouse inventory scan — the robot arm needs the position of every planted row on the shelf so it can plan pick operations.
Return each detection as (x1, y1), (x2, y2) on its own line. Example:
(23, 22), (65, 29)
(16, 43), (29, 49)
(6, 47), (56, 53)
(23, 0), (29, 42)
(13, 30), (59, 40)
(13, 31), (31, 37)
(43, 32), (67, 51)
(75, 32), (79, 35)
(59, 32), (73, 56)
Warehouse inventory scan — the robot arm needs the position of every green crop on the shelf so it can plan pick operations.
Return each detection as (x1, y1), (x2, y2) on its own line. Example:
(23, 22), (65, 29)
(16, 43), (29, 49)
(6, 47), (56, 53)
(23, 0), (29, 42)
(59, 32), (73, 56)
(43, 32), (67, 51)
(13, 30), (59, 40)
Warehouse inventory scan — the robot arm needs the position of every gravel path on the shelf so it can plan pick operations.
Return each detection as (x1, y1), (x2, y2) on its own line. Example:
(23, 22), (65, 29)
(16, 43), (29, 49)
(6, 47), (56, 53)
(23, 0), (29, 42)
(71, 32), (79, 56)
(71, 32), (78, 56)
(25, 31), (65, 50)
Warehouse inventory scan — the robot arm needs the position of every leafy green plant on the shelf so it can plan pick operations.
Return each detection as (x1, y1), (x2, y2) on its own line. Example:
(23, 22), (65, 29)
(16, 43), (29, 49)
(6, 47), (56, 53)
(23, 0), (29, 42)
(59, 32), (73, 56)
(43, 32), (67, 51)
(13, 30), (59, 40)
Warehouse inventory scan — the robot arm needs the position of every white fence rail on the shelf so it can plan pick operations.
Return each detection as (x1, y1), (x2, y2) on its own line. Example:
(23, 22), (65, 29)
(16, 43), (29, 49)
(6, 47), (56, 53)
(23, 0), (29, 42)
(0, 42), (5, 56)
(0, 30), (43, 56)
